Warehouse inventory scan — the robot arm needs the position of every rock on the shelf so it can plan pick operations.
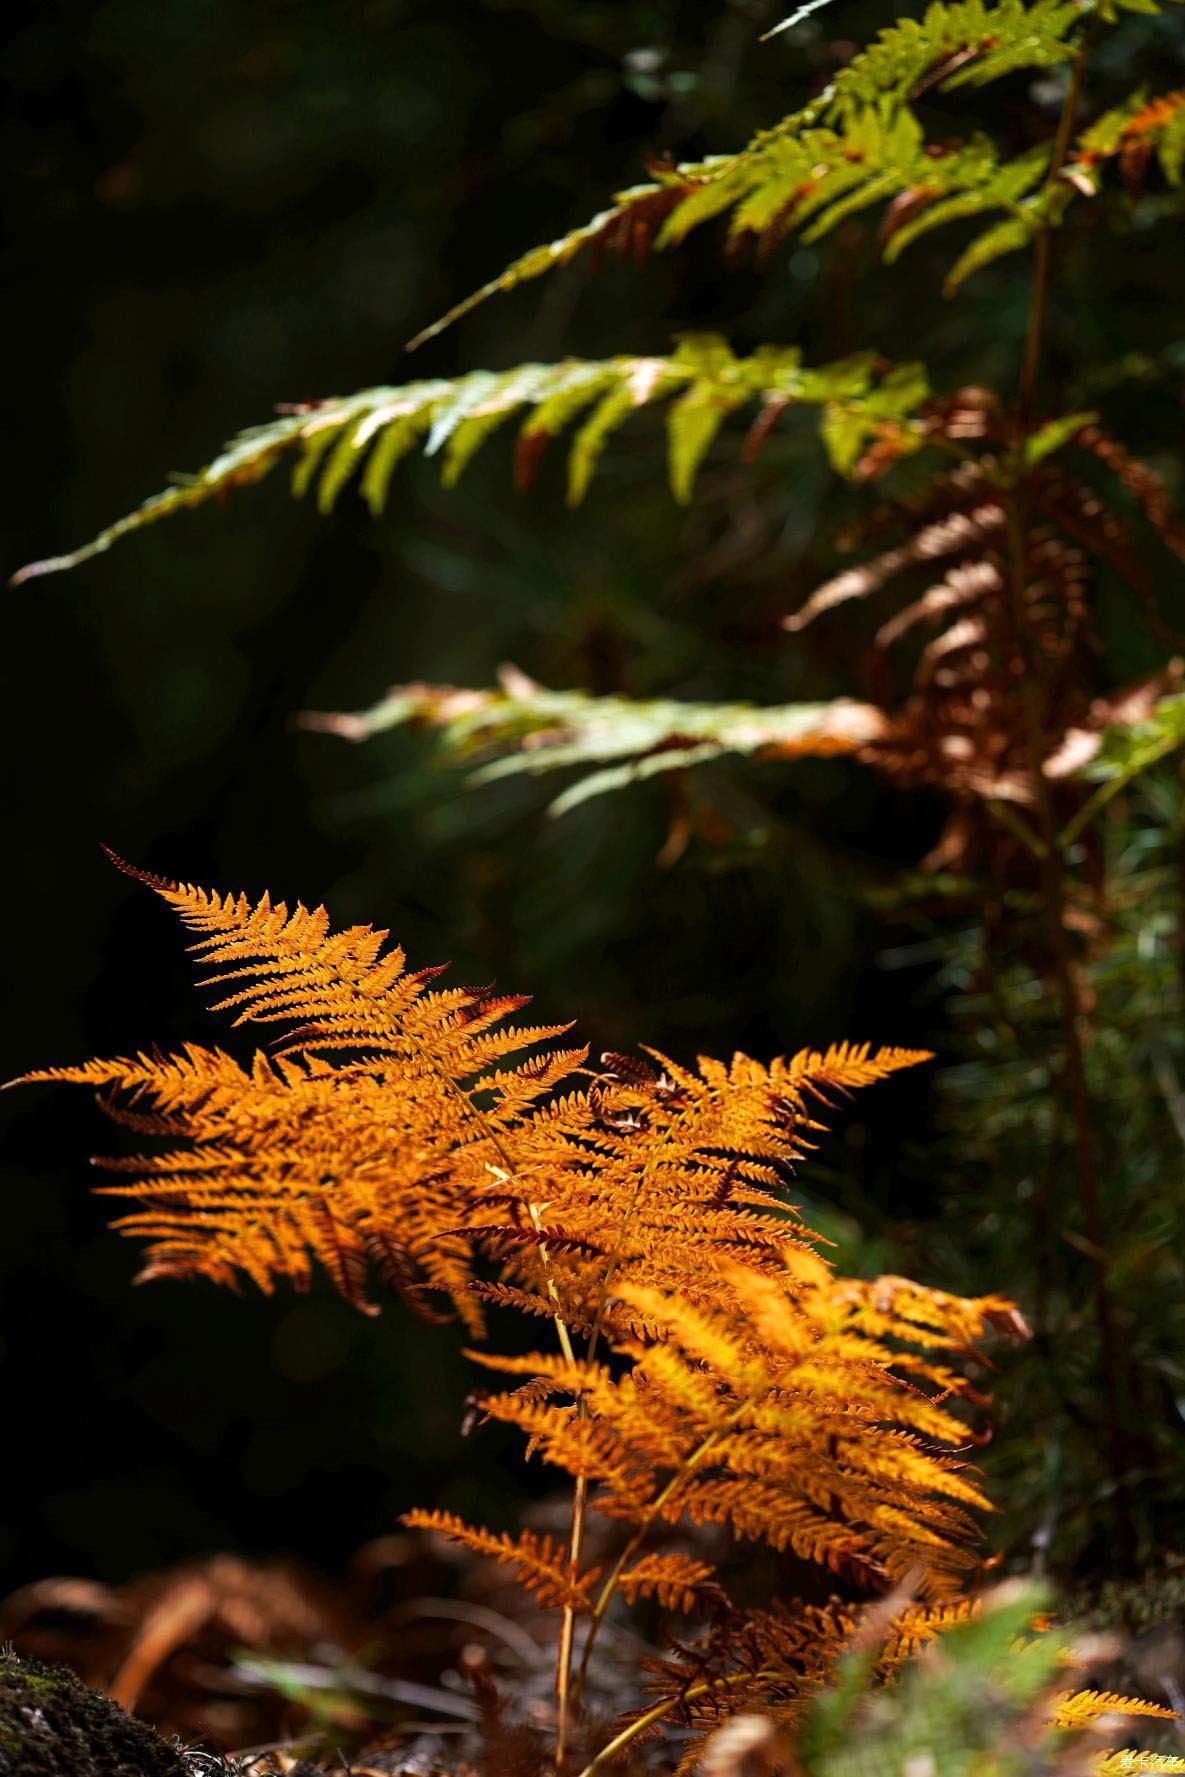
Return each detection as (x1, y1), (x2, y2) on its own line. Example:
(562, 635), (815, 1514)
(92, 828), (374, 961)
(0, 1650), (191, 1777)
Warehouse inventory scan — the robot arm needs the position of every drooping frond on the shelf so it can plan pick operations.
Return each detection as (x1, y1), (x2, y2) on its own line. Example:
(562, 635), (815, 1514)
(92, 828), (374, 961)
(817, 0), (1085, 109)
(412, 130), (1050, 354)
(401, 1509), (597, 1612)
(11, 341), (929, 584)
(294, 389), (1185, 847)
(303, 670), (888, 817)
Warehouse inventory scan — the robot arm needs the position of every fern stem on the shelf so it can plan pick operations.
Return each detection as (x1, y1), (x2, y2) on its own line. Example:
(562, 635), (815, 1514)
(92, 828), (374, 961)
(566, 1077), (713, 1726)
(575, 1668), (779, 1777)
(1004, 21), (1135, 1567)
(1000, 497), (1135, 1561)
(986, 797), (1048, 861)
(573, 1424), (730, 1705)
(555, 1180), (644, 1761)
(1016, 35), (1089, 433)
(417, 1063), (586, 1753)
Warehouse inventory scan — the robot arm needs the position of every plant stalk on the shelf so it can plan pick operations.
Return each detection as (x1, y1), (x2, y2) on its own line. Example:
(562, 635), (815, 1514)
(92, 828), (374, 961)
(576, 1668), (780, 1777)
(1001, 23), (1135, 1566)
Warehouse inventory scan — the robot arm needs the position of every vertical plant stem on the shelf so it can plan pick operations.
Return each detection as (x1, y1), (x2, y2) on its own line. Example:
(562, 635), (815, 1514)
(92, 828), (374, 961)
(1001, 24), (1134, 1565)
(426, 1060), (586, 1761)
(1016, 40), (1088, 439)
(573, 1414), (746, 1703)
(553, 1180), (643, 1763)
(561, 1086), (705, 1737)
(575, 1668), (782, 1777)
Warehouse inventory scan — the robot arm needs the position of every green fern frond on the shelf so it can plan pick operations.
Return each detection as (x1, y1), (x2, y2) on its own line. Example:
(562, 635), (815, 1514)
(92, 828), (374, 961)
(821, 0), (1084, 114)
(409, 0), (1168, 350)
(413, 117), (1052, 348)
(301, 672), (888, 817)
(12, 341), (928, 584)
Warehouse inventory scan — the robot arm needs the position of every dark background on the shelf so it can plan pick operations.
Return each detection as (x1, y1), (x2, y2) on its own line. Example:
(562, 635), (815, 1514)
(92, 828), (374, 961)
(3, 0), (1183, 1594)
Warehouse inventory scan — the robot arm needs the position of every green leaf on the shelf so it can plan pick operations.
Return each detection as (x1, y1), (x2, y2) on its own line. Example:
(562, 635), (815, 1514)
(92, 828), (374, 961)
(1023, 411), (1097, 466)
(944, 214), (1037, 293)
(1075, 693), (1185, 785)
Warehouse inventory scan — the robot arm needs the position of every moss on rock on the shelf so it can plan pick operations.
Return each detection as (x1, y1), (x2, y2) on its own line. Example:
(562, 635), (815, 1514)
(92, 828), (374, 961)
(0, 1650), (190, 1777)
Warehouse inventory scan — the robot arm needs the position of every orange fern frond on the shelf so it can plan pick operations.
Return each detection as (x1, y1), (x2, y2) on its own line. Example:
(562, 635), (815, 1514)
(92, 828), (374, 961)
(15, 869), (589, 1329)
(401, 1509), (598, 1613)
(616, 1552), (721, 1614)
(472, 1260), (1014, 1606)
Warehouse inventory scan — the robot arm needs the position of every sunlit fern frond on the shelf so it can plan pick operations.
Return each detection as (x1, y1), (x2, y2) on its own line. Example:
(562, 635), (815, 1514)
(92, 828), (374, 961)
(16, 866), (936, 1333)
(12, 341), (928, 584)
(409, 0), (1123, 351)
(456, 1042), (932, 1336)
(91, 855), (576, 1085)
(615, 1552), (722, 1613)
(15, 863), (586, 1327)
(401, 1509), (597, 1613)
(289, 389), (1184, 858)
(412, 128), (1052, 353)
(1053, 1692), (1179, 1729)
(472, 1260), (1016, 1601)
(303, 671), (889, 818)
(19, 1044), (491, 1326)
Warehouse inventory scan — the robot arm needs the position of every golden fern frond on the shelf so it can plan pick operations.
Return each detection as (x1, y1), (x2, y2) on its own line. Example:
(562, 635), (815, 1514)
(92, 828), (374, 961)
(461, 1043), (931, 1333)
(471, 1260), (1013, 1601)
(14, 865), (593, 1327)
(100, 858), (575, 1089)
(614, 1552), (720, 1613)
(12, 341), (927, 584)
(19, 1041), (483, 1322)
(1053, 1692), (1179, 1729)
(401, 1509), (597, 1612)
(880, 1594), (981, 1664)
(779, 1041), (935, 1098)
